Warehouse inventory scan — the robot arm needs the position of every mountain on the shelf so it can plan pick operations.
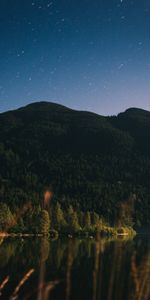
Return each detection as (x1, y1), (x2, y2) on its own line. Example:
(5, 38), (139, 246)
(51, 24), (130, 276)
(0, 102), (134, 154)
(0, 102), (150, 226)
(110, 107), (150, 153)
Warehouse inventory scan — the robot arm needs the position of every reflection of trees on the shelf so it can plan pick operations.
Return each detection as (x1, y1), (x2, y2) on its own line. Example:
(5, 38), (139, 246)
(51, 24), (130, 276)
(65, 239), (80, 300)
(91, 238), (150, 300)
(0, 237), (150, 300)
(38, 238), (49, 300)
(130, 250), (150, 300)
(106, 241), (129, 300)
(0, 240), (16, 267)
(50, 239), (67, 270)
(93, 235), (102, 300)
(37, 237), (60, 300)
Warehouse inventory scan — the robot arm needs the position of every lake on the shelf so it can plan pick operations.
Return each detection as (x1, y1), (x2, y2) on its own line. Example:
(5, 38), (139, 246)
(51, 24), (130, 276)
(0, 235), (150, 300)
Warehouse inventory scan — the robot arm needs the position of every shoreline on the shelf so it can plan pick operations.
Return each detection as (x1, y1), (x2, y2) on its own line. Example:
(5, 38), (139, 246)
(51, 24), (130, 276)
(0, 228), (136, 239)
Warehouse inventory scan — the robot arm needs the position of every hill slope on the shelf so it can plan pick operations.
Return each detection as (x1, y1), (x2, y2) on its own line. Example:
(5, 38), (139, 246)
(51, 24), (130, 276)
(0, 102), (150, 226)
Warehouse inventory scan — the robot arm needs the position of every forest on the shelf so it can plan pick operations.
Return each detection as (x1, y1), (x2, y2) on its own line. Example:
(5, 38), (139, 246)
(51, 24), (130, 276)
(0, 102), (150, 229)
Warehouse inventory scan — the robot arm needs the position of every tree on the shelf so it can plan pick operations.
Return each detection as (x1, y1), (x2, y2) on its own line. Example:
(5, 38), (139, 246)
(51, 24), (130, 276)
(39, 210), (50, 235)
(78, 211), (84, 228)
(84, 211), (91, 230)
(52, 202), (67, 231)
(22, 206), (40, 233)
(67, 206), (81, 233)
(0, 203), (15, 232)
(117, 194), (135, 227)
(92, 212), (99, 226)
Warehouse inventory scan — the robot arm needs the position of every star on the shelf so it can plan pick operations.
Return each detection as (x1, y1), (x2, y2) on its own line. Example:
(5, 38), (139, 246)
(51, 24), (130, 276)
(47, 2), (53, 8)
(118, 63), (124, 70)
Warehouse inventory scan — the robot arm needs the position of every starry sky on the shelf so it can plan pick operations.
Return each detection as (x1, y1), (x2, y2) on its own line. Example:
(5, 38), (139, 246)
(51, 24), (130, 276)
(0, 0), (150, 115)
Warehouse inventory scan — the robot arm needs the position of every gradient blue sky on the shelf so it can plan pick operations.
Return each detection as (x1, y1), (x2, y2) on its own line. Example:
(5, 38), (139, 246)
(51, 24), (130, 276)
(0, 0), (150, 115)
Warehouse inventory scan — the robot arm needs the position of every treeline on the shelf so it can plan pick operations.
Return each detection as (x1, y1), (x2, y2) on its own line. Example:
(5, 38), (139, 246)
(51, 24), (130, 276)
(0, 200), (135, 236)
(0, 150), (149, 227)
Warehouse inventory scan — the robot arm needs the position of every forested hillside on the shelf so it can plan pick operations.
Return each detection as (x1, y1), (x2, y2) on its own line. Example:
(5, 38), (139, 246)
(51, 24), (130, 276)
(0, 102), (150, 226)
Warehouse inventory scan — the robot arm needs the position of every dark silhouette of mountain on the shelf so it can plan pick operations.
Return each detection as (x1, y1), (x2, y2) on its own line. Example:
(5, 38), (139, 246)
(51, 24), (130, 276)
(109, 107), (150, 153)
(0, 102), (134, 154)
(0, 102), (150, 225)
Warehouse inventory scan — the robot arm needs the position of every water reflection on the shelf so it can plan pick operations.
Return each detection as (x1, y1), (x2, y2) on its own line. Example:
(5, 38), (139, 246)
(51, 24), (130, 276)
(0, 235), (150, 300)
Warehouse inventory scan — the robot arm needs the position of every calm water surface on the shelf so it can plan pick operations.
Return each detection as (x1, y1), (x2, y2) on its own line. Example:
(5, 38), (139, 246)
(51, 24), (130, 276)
(0, 235), (150, 300)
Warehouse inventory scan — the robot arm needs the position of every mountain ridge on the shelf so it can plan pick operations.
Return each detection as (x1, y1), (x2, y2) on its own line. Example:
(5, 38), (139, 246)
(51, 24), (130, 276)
(1, 101), (149, 117)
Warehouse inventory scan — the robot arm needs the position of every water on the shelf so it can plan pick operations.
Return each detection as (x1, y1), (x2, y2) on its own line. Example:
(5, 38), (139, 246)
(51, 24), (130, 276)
(0, 235), (150, 300)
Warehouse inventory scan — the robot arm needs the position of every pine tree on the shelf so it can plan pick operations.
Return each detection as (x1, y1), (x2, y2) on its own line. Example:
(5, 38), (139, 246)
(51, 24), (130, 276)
(92, 212), (99, 226)
(39, 210), (50, 235)
(78, 211), (84, 228)
(84, 211), (91, 230)
(0, 203), (15, 231)
(67, 206), (80, 233)
(52, 202), (67, 231)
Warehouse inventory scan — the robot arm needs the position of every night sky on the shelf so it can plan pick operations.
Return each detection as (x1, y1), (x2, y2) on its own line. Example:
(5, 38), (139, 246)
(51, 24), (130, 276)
(0, 0), (150, 115)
